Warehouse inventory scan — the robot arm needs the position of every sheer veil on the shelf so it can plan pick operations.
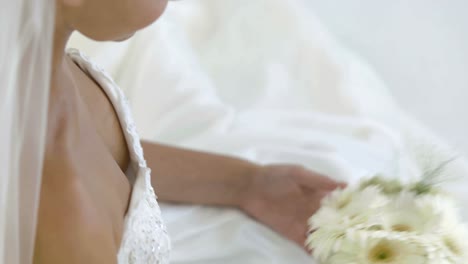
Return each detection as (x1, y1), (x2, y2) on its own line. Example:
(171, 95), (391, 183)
(0, 0), (55, 263)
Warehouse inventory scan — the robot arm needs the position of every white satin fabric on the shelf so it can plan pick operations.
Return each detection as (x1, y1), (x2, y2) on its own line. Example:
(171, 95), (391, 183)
(69, 0), (468, 263)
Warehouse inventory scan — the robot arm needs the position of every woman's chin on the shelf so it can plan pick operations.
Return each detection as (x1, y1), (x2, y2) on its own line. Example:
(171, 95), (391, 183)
(114, 33), (135, 42)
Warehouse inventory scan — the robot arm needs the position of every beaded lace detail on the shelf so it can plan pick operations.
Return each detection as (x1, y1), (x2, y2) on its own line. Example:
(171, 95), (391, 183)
(68, 49), (171, 264)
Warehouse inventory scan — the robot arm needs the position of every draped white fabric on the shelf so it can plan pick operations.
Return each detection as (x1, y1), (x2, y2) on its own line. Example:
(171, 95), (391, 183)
(69, 0), (468, 263)
(0, 0), (54, 263)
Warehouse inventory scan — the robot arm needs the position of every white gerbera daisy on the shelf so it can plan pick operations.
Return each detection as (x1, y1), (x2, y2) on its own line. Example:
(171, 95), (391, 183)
(415, 194), (460, 227)
(322, 186), (388, 217)
(309, 205), (381, 233)
(359, 176), (404, 195)
(438, 223), (468, 262)
(306, 227), (347, 262)
(378, 191), (448, 235)
(320, 187), (355, 210)
(327, 235), (427, 264)
(308, 207), (341, 230)
(308, 174), (468, 264)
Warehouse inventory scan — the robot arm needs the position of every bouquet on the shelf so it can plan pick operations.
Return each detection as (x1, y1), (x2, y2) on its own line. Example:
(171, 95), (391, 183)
(306, 163), (468, 264)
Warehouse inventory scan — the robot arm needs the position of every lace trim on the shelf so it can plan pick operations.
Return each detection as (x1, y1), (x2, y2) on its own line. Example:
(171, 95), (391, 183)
(68, 49), (147, 168)
(118, 168), (171, 264)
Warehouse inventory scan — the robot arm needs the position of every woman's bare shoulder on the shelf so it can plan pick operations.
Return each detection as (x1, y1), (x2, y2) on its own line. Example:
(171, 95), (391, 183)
(33, 80), (125, 264)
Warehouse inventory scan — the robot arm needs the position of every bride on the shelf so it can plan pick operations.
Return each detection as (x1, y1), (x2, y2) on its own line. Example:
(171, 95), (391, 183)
(0, 0), (344, 263)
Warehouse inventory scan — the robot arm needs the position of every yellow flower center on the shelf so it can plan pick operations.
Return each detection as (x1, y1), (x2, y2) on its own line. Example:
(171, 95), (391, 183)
(444, 237), (462, 256)
(336, 195), (351, 209)
(392, 224), (412, 232)
(368, 241), (397, 263)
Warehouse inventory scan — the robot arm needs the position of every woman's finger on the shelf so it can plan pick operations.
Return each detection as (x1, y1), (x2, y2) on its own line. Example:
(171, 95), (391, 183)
(293, 167), (345, 190)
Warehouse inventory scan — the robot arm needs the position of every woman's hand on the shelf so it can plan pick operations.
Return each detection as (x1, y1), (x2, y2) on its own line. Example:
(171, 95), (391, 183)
(142, 141), (345, 248)
(240, 164), (345, 248)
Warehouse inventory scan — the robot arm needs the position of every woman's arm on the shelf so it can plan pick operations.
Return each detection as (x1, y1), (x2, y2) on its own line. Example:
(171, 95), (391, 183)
(142, 140), (345, 246)
(142, 141), (258, 208)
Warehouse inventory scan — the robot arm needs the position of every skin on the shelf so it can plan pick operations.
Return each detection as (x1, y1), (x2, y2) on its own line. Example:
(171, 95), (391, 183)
(143, 143), (345, 246)
(35, 0), (344, 262)
(35, 0), (167, 263)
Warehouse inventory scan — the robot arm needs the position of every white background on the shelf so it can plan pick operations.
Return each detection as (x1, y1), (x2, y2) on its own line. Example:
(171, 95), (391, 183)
(308, 0), (468, 156)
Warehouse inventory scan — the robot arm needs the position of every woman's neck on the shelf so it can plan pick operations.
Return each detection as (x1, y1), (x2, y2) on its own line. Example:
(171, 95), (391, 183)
(51, 8), (74, 90)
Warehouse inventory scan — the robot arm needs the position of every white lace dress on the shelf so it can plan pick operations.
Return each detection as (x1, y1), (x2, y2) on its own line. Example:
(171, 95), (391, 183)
(68, 49), (171, 264)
